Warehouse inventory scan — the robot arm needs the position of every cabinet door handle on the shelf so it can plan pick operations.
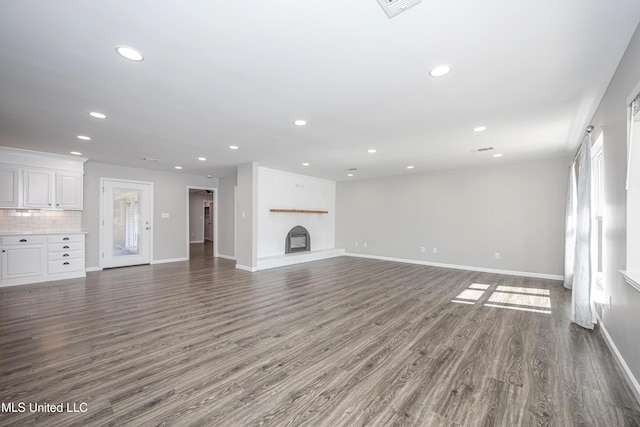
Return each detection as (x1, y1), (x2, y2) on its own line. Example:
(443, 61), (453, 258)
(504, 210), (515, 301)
(63, 237), (70, 241)
(63, 245), (70, 249)
(63, 262), (70, 265)
(19, 239), (27, 243)
(63, 253), (69, 257)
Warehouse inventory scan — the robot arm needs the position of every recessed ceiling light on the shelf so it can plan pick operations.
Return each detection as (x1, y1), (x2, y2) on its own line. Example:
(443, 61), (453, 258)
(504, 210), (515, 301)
(347, 173), (354, 177)
(77, 135), (91, 141)
(473, 126), (487, 132)
(175, 166), (182, 169)
(492, 153), (503, 158)
(229, 145), (239, 150)
(89, 112), (106, 119)
(368, 149), (377, 154)
(70, 151), (82, 156)
(302, 162), (310, 166)
(429, 64), (452, 77)
(198, 157), (206, 161)
(294, 120), (307, 126)
(407, 165), (414, 169)
(116, 45), (144, 61)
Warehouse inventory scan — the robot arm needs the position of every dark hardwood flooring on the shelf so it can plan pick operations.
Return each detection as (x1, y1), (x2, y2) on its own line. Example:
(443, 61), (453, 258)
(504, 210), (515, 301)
(1, 247), (639, 426)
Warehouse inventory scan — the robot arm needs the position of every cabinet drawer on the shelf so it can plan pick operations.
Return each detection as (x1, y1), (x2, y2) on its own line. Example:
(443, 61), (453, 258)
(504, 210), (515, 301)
(48, 259), (84, 274)
(47, 234), (84, 244)
(48, 242), (84, 252)
(48, 250), (84, 261)
(1, 235), (45, 245)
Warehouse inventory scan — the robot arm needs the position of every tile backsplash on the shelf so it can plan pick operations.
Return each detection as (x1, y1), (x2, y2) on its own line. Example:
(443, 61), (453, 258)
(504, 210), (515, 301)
(0, 209), (82, 234)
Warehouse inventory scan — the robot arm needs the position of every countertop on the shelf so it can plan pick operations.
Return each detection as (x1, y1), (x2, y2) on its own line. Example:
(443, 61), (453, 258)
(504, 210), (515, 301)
(0, 231), (87, 236)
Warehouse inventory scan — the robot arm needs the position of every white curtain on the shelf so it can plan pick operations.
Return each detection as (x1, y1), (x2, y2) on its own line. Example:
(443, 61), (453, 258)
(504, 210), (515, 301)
(564, 163), (576, 290)
(570, 133), (596, 329)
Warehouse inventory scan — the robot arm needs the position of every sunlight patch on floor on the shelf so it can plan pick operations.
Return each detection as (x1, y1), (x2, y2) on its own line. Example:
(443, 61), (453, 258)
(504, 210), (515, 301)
(450, 283), (552, 314)
(485, 303), (551, 314)
(495, 285), (550, 296)
(487, 292), (551, 309)
(451, 300), (475, 305)
(454, 289), (485, 301)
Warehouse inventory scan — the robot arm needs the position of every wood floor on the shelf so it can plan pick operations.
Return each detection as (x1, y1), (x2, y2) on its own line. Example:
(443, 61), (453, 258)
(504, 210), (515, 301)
(1, 245), (639, 426)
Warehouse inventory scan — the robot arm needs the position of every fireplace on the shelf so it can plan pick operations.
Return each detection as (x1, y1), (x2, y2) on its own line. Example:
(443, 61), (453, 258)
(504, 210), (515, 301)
(285, 226), (310, 254)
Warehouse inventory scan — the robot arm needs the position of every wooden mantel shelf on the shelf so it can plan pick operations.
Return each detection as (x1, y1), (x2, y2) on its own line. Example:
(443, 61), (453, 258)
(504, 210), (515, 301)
(270, 209), (329, 214)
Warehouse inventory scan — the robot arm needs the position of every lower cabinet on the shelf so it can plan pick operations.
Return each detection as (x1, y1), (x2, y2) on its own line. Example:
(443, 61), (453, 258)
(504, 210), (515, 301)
(1, 236), (45, 280)
(0, 234), (85, 286)
(47, 234), (85, 276)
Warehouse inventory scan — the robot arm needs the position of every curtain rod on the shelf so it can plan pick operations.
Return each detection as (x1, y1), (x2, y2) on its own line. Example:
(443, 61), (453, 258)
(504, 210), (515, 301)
(572, 125), (595, 163)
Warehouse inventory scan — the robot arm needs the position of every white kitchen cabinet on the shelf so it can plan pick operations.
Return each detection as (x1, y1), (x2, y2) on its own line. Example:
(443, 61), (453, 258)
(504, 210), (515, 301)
(1, 236), (45, 280)
(0, 147), (86, 211)
(56, 172), (83, 209)
(23, 169), (83, 210)
(23, 169), (53, 208)
(0, 165), (20, 208)
(0, 234), (85, 286)
(47, 234), (85, 276)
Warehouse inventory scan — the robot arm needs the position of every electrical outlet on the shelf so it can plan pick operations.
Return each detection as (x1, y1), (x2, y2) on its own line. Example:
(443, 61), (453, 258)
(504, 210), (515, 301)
(495, 252), (501, 259)
(433, 248), (438, 254)
(363, 242), (368, 248)
(420, 247), (425, 253)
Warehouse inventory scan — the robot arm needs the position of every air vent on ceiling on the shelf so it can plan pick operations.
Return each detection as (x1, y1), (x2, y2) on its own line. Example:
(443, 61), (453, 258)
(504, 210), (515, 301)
(377, 0), (422, 18)
(472, 147), (494, 153)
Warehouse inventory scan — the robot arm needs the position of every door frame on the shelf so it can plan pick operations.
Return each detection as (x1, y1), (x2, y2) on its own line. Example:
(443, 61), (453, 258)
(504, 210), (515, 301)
(100, 178), (154, 270)
(186, 186), (218, 259)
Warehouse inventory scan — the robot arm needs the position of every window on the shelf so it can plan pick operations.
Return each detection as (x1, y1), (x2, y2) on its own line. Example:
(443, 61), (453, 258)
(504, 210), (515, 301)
(622, 94), (640, 291)
(592, 132), (604, 285)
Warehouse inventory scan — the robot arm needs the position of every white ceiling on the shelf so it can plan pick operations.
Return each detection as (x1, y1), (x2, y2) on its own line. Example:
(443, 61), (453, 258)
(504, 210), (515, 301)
(1, 1), (639, 181)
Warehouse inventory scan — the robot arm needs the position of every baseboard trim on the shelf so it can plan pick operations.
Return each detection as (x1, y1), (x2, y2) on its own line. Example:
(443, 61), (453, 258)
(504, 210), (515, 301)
(344, 253), (563, 280)
(85, 266), (102, 272)
(236, 264), (258, 272)
(595, 310), (640, 404)
(216, 254), (236, 261)
(151, 257), (188, 265)
(257, 249), (345, 271)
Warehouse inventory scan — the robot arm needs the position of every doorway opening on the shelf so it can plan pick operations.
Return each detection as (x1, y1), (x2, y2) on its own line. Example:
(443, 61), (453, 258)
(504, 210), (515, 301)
(187, 186), (217, 260)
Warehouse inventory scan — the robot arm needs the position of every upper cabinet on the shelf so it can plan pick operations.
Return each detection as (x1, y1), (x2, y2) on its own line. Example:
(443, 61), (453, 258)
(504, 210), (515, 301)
(0, 147), (86, 210)
(22, 170), (83, 210)
(0, 166), (20, 208)
(56, 172), (83, 210)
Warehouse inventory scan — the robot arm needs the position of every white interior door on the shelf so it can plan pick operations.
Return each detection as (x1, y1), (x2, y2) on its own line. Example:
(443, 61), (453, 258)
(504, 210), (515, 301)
(102, 179), (152, 268)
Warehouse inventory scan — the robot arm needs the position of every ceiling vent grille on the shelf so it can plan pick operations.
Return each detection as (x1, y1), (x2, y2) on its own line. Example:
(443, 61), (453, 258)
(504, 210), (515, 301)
(377, 0), (422, 18)
(472, 147), (494, 153)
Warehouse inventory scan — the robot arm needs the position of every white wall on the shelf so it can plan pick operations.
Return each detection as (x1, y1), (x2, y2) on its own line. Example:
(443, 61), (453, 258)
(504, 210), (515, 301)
(588, 23), (640, 393)
(257, 167), (336, 258)
(218, 174), (236, 258)
(236, 163), (258, 269)
(82, 161), (218, 268)
(336, 156), (568, 277)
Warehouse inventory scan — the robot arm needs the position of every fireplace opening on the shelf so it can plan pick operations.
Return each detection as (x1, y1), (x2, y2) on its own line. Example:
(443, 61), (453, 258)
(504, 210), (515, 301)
(286, 226), (310, 254)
